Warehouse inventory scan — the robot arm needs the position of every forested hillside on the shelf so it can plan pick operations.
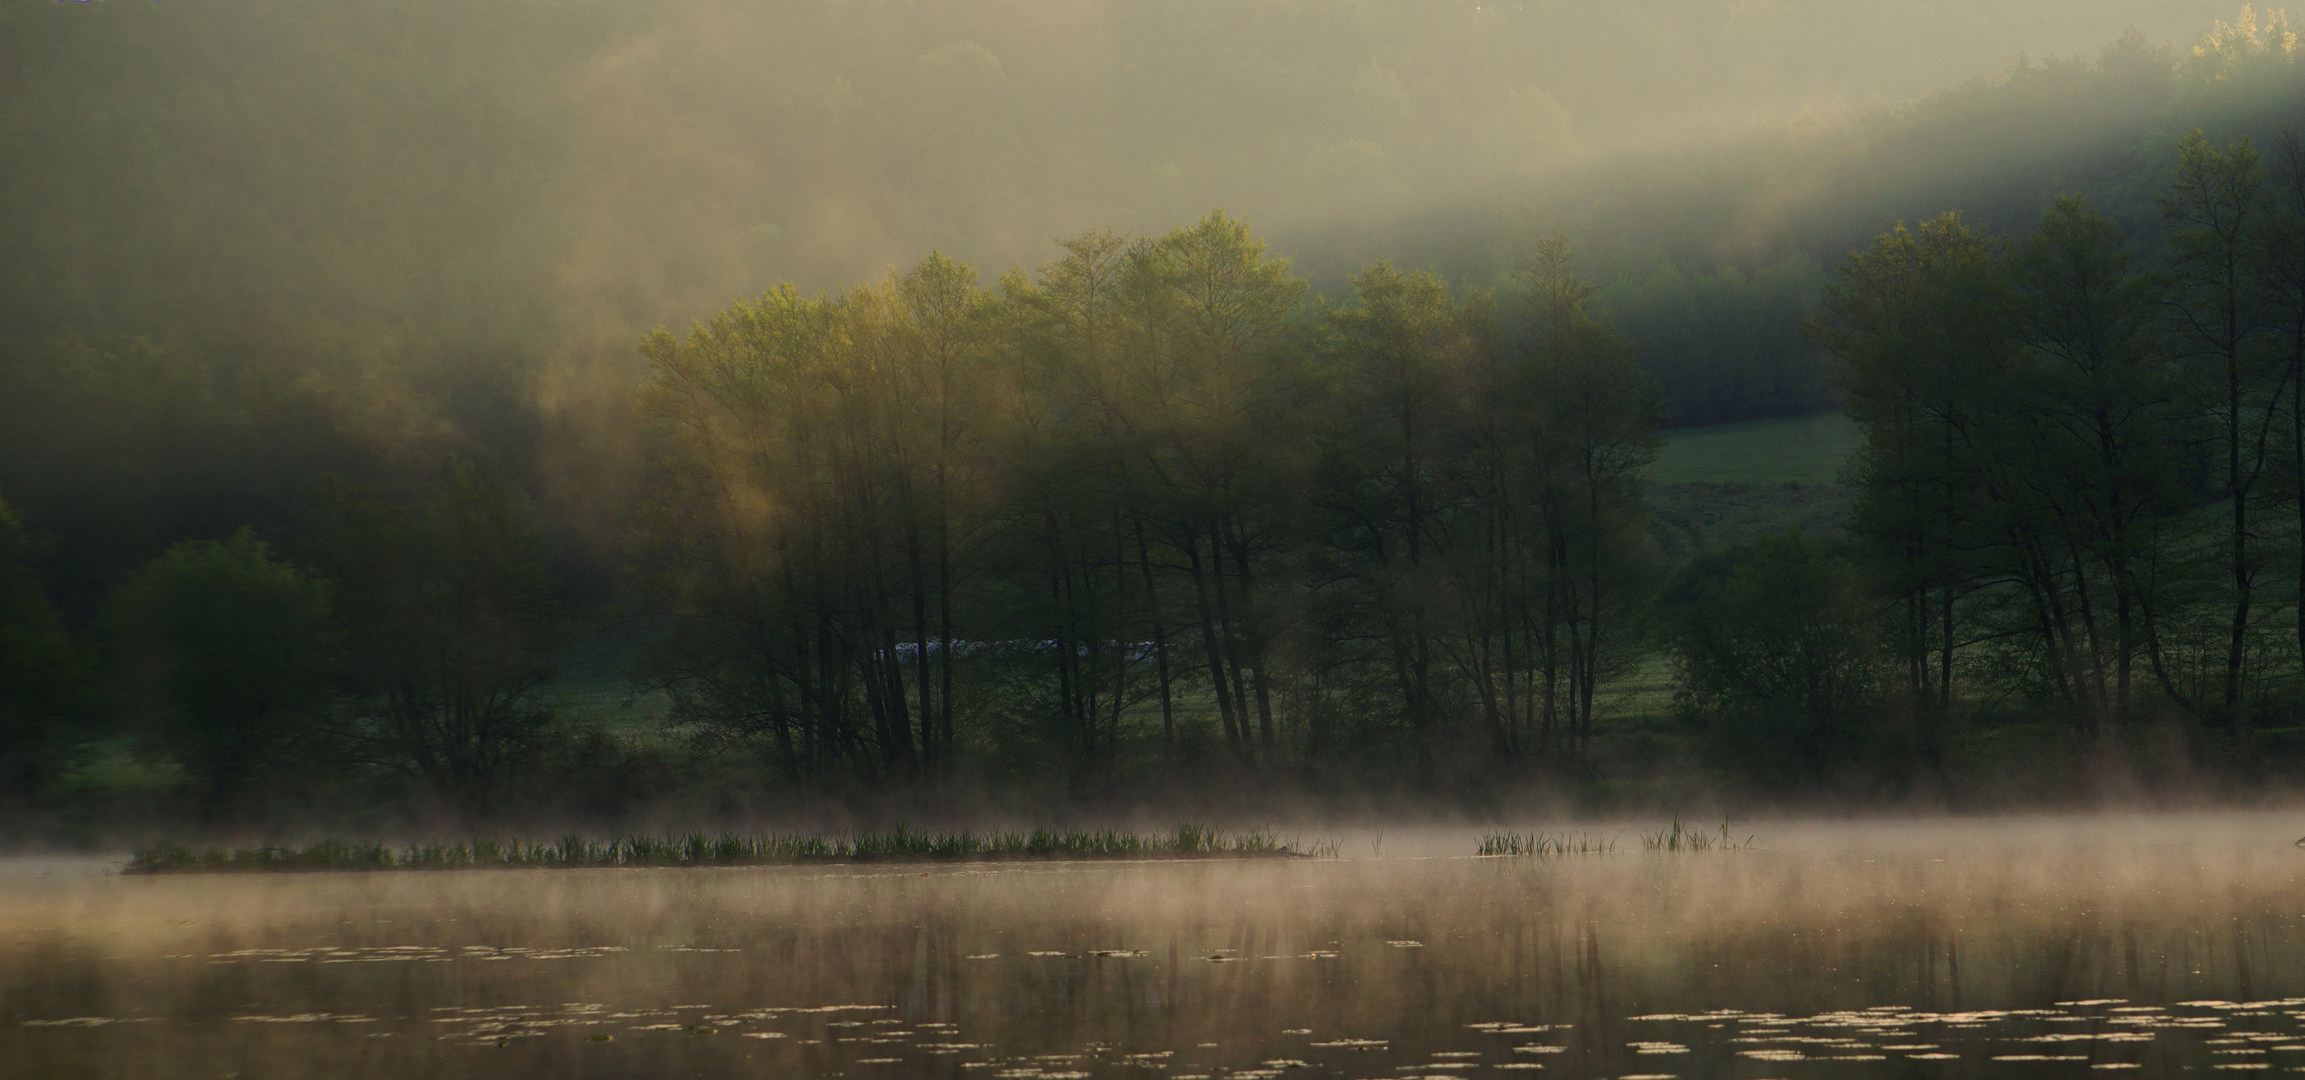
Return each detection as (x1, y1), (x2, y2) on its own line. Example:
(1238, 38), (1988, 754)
(3, 3), (2304, 826)
(0, 0), (2258, 613)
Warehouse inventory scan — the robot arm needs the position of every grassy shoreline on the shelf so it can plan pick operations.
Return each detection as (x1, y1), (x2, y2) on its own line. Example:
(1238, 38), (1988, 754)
(124, 824), (1330, 874)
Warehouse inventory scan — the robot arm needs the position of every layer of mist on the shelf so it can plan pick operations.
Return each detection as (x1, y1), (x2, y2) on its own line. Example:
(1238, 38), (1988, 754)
(0, 1), (2261, 597)
(5, 812), (2303, 1076)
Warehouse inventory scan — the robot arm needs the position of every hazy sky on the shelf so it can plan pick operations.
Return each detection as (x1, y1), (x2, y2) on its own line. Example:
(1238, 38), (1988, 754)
(1, 0), (2250, 340)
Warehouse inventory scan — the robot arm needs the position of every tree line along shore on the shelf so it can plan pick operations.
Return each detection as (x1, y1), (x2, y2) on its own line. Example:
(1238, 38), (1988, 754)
(4, 12), (2305, 827)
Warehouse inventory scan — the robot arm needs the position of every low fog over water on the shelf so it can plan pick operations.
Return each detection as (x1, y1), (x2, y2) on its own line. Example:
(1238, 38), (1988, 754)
(8, 813), (2305, 1078)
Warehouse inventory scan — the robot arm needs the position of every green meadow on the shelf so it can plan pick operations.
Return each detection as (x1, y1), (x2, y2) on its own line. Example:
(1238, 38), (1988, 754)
(1647, 411), (1855, 567)
(1650, 412), (1859, 486)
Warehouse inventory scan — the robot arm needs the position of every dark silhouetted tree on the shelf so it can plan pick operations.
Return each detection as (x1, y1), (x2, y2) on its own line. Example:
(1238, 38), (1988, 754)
(110, 529), (333, 818)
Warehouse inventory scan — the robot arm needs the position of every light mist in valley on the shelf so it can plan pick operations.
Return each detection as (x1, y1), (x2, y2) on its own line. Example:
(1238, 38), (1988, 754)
(0, 1), (2247, 581)
(3, 1), (2303, 837)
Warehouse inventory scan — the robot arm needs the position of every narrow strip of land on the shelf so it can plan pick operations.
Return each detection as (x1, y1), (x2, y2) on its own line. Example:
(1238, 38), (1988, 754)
(125, 825), (1325, 873)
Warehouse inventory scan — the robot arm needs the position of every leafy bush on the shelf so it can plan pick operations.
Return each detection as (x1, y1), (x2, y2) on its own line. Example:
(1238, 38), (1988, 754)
(1665, 532), (1882, 780)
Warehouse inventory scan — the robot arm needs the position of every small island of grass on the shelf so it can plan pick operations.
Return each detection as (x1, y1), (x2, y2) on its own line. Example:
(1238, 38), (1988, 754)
(125, 824), (1332, 874)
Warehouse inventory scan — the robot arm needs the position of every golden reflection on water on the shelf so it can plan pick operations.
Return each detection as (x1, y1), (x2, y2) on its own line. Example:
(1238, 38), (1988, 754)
(4, 814), (2304, 1079)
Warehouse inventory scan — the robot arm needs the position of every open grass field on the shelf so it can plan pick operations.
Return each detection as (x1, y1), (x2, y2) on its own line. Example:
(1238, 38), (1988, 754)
(1650, 411), (1860, 485)
(1648, 411), (1855, 566)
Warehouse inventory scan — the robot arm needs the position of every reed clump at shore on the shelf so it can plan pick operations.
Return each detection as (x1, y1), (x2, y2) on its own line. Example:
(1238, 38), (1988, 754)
(1475, 830), (1620, 857)
(123, 823), (1331, 874)
(1641, 813), (1754, 852)
(1477, 815), (1756, 857)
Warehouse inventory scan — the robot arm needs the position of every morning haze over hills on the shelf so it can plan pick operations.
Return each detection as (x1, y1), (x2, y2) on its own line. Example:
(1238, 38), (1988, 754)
(2, 1), (2303, 828)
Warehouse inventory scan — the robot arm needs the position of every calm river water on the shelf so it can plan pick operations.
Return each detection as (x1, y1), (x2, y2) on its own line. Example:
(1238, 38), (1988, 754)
(6, 814), (2305, 1079)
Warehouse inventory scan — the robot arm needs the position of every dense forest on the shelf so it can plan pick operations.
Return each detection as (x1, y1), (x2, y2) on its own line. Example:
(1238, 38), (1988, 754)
(3, 3), (2305, 829)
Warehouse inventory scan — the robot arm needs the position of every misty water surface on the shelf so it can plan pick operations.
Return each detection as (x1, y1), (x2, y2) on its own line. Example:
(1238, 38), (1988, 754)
(7, 814), (2305, 1079)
